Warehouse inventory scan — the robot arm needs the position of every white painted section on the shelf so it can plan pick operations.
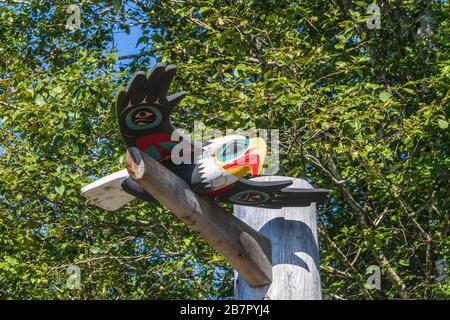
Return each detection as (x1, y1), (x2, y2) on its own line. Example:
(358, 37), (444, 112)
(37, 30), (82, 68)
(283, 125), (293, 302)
(234, 177), (322, 300)
(81, 169), (135, 211)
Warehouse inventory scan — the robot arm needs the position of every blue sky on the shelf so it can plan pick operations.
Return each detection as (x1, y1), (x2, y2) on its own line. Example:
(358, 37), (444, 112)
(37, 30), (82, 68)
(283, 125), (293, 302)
(112, 25), (144, 59)
(109, 1), (155, 64)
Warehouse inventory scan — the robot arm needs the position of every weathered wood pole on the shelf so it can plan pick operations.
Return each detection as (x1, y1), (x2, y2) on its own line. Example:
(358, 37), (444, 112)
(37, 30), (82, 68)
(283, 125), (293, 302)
(125, 147), (273, 288)
(234, 176), (322, 300)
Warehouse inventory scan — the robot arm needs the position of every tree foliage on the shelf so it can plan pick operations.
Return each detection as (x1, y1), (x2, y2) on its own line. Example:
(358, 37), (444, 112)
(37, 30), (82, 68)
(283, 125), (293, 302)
(0, 0), (449, 299)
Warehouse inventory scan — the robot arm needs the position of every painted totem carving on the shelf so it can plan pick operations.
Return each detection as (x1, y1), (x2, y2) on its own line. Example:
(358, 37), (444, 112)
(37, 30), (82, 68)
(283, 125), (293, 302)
(82, 64), (329, 210)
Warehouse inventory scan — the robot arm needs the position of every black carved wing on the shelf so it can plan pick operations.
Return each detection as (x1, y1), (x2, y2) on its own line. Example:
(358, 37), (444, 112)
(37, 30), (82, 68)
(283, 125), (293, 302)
(213, 178), (329, 209)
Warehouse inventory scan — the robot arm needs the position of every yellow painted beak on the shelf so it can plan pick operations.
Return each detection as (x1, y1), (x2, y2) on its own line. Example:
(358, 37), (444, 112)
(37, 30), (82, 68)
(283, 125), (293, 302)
(221, 137), (266, 179)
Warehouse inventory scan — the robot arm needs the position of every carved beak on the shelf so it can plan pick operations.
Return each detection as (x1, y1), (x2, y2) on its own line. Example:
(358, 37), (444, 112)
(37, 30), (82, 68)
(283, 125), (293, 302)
(222, 137), (266, 178)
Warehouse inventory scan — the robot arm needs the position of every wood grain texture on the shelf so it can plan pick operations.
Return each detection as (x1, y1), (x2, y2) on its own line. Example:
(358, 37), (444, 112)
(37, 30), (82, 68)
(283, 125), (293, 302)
(234, 177), (322, 300)
(125, 147), (273, 288)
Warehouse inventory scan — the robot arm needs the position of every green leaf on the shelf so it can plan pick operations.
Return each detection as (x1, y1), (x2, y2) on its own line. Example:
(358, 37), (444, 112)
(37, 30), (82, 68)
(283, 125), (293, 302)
(90, 246), (100, 254)
(199, 7), (211, 14)
(5, 256), (19, 266)
(55, 185), (65, 195)
(106, 53), (118, 61)
(35, 95), (45, 106)
(399, 259), (410, 267)
(403, 88), (415, 94)
(437, 119), (448, 129)
(379, 91), (390, 102)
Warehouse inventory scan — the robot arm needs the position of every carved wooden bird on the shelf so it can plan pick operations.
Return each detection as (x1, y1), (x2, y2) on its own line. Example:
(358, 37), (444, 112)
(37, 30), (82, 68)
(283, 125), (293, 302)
(82, 64), (329, 210)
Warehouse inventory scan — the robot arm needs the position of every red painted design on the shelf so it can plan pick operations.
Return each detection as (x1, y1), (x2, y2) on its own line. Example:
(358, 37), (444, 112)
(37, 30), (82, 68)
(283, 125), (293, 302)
(137, 133), (172, 152)
(136, 133), (199, 162)
(222, 149), (260, 176)
(137, 133), (174, 162)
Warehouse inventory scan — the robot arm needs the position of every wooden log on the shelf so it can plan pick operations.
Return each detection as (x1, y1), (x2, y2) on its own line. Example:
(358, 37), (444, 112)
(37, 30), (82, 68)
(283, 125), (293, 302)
(234, 177), (322, 300)
(125, 147), (273, 288)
